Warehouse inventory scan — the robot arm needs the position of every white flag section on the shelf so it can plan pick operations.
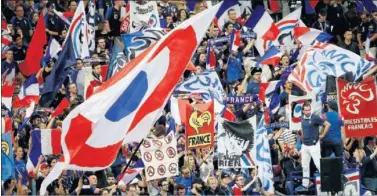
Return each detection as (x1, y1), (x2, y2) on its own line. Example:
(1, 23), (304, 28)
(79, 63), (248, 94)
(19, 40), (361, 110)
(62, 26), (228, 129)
(129, 1), (160, 33)
(254, 118), (274, 194)
(288, 93), (316, 133)
(65, 1), (89, 58)
(140, 132), (178, 181)
(40, 4), (222, 195)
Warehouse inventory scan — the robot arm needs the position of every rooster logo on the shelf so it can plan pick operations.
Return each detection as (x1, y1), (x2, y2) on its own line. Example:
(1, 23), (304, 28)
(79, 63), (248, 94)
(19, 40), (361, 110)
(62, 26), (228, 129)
(341, 83), (374, 114)
(189, 109), (212, 134)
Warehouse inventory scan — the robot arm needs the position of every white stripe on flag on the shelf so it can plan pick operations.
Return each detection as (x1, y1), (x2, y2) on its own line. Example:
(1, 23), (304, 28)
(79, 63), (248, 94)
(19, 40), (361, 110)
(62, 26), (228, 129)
(41, 130), (52, 155)
(25, 83), (39, 96)
(170, 96), (181, 125)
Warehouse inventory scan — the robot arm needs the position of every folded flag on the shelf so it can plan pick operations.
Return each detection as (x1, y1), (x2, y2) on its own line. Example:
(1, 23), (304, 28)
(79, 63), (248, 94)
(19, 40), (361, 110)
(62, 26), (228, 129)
(245, 5), (280, 41)
(257, 45), (283, 66)
(119, 159), (144, 185)
(26, 129), (62, 173)
(229, 29), (242, 52)
(1, 84), (15, 111)
(294, 27), (333, 45)
(40, 3), (222, 194)
(51, 98), (70, 118)
(12, 75), (40, 108)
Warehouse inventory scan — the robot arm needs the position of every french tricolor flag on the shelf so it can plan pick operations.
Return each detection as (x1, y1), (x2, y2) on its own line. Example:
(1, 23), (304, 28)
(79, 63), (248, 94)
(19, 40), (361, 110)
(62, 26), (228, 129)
(12, 75), (40, 108)
(229, 29), (242, 52)
(27, 129), (62, 173)
(170, 96), (190, 126)
(1, 84), (15, 111)
(294, 26), (333, 45)
(2, 117), (12, 134)
(206, 44), (217, 69)
(119, 159), (144, 185)
(245, 5), (280, 41)
(257, 46), (283, 66)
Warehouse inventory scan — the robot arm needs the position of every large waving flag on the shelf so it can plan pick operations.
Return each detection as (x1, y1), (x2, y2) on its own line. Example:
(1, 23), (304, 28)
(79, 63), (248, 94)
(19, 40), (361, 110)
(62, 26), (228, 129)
(12, 75), (40, 108)
(40, 3), (222, 194)
(257, 46), (283, 66)
(294, 26), (333, 45)
(64, 1), (89, 59)
(20, 12), (47, 76)
(229, 29), (242, 52)
(246, 5), (280, 41)
(214, 0), (240, 30)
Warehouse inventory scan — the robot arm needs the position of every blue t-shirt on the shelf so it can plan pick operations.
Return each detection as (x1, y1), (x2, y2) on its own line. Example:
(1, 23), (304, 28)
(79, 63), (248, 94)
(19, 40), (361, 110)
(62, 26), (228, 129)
(246, 81), (260, 95)
(227, 57), (242, 83)
(14, 159), (28, 185)
(323, 112), (344, 142)
(301, 114), (324, 146)
(175, 175), (193, 194)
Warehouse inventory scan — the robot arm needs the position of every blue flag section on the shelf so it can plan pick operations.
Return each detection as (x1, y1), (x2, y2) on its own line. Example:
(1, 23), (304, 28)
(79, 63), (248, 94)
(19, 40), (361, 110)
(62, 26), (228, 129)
(1, 133), (15, 181)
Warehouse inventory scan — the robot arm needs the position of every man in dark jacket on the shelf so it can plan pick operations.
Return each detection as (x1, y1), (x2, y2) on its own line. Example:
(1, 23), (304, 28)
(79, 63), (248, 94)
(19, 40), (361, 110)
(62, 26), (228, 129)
(338, 30), (360, 55)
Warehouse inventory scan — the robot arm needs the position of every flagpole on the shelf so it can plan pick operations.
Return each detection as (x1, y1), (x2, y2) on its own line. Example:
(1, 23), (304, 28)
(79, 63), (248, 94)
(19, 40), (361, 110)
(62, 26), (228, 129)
(119, 139), (144, 179)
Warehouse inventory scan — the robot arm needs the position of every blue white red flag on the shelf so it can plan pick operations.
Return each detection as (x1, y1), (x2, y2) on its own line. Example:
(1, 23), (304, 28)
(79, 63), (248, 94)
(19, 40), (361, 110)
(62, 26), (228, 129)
(13, 75), (39, 108)
(246, 6), (280, 41)
(40, 3), (222, 194)
(1, 85), (15, 112)
(257, 46), (283, 66)
(119, 159), (144, 185)
(43, 38), (62, 64)
(294, 26), (333, 45)
(229, 29), (242, 52)
(214, 0), (240, 30)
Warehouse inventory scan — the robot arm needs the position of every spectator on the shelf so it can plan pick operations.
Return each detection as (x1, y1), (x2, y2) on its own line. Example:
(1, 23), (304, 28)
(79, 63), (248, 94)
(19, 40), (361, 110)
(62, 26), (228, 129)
(30, 11), (39, 30)
(226, 49), (242, 83)
(344, 2), (360, 34)
(11, 33), (28, 63)
(357, 11), (374, 57)
(327, 0), (348, 43)
(295, 102), (330, 192)
(246, 67), (262, 95)
(232, 174), (257, 196)
(14, 147), (28, 185)
(45, 2), (64, 40)
(338, 30), (360, 55)
(105, 0), (124, 37)
(68, 0), (77, 13)
(224, 8), (242, 31)
(175, 167), (193, 194)
(11, 5), (33, 43)
(1, 50), (18, 78)
(3, 178), (17, 195)
(361, 136), (377, 194)
(157, 180), (172, 196)
(321, 101), (345, 157)
(312, 8), (332, 35)
(95, 38), (110, 59)
(67, 83), (84, 104)
(3, 0), (17, 23)
(220, 172), (233, 195)
(175, 183), (186, 196)
(174, 9), (188, 27)
(204, 177), (226, 195)
(191, 178), (204, 196)
(281, 148), (302, 195)
(223, 22), (234, 36)
(165, 15), (175, 30)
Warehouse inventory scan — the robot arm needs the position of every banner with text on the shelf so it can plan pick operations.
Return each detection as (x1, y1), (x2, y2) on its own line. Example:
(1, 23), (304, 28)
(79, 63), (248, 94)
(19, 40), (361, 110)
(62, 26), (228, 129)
(217, 116), (256, 169)
(337, 77), (377, 137)
(129, 1), (160, 33)
(186, 101), (214, 150)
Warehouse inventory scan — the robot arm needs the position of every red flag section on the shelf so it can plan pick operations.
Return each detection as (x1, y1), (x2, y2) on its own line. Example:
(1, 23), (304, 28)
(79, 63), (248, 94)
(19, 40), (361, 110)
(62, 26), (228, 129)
(51, 98), (70, 118)
(337, 77), (377, 137)
(186, 101), (215, 150)
(20, 12), (47, 76)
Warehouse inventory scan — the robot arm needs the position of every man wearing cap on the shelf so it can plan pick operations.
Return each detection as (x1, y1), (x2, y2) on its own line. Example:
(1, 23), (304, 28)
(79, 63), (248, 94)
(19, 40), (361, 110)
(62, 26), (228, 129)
(321, 101), (345, 157)
(220, 173), (233, 195)
(246, 67), (262, 95)
(362, 136), (377, 194)
(312, 8), (332, 35)
(190, 178), (204, 196)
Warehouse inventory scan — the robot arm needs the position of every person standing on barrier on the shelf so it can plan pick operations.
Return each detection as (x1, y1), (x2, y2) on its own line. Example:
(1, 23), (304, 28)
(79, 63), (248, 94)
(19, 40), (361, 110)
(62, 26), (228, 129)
(295, 102), (331, 192)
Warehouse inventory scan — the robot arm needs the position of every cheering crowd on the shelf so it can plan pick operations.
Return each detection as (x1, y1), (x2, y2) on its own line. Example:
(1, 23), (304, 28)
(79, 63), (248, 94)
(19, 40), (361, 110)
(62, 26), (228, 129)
(2, 0), (377, 195)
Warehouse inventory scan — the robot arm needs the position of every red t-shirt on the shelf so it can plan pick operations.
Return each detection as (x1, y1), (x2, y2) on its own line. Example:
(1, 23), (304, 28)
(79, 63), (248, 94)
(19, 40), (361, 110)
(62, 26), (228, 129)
(233, 186), (243, 196)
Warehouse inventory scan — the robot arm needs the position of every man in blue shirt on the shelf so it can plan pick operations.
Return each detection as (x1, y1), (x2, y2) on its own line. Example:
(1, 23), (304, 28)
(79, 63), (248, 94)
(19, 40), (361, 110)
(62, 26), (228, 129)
(246, 67), (262, 95)
(175, 167), (193, 195)
(296, 102), (331, 192)
(321, 101), (345, 157)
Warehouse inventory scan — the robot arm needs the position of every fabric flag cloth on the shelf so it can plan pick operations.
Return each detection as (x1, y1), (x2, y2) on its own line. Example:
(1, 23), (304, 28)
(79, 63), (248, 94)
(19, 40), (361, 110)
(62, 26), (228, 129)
(259, 80), (284, 123)
(214, 0), (240, 30)
(106, 39), (126, 80)
(17, 102), (36, 133)
(19, 12), (47, 76)
(12, 75), (40, 108)
(40, 35), (76, 107)
(1, 84), (15, 111)
(43, 38), (62, 64)
(2, 117), (13, 133)
(336, 77), (377, 137)
(26, 129), (62, 174)
(1, 133), (15, 181)
(245, 5), (280, 41)
(315, 169), (360, 195)
(217, 116), (256, 168)
(122, 29), (166, 63)
(254, 117), (275, 194)
(51, 98), (70, 118)
(288, 41), (373, 92)
(304, 0), (319, 14)
(87, 0), (96, 53)
(119, 159), (144, 185)
(256, 46), (283, 66)
(40, 3), (222, 194)
(355, 0), (365, 13)
(223, 108), (236, 122)
(1, 18), (12, 58)
(140, 132), (178, 181)
(129, 1), (160, 33)
(294, 27), (333, 45)
(186, 101), (215, 150)
(64, 1), (89, 59)
(53, 9), (72, 25)
(1, 63), (16, 86)
(170, 96), (190, 126)
(206, 44), (217, 69)
(288, 93), (318, 132)
(229, 29), (242, 52)
(358, 0), (377, 13)
(174, 70), (226, 114)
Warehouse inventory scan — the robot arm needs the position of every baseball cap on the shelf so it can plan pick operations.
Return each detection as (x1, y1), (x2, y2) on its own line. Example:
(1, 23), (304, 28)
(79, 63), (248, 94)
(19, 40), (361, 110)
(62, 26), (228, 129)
(221, 172), (230, 179)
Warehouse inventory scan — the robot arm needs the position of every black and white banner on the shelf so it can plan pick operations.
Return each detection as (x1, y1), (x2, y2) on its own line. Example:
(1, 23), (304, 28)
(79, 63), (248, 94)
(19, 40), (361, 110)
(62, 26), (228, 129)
(129, 1), (160, 33)
(217, 116), (256, 168)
